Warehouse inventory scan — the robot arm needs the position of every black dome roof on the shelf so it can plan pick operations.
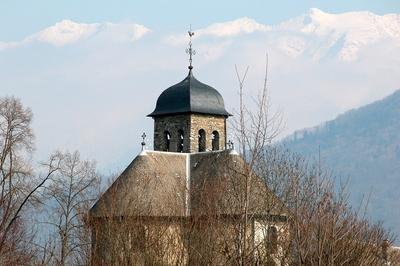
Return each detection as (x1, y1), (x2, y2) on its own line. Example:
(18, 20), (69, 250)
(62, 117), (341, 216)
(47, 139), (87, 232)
(148, 71), (231, 117)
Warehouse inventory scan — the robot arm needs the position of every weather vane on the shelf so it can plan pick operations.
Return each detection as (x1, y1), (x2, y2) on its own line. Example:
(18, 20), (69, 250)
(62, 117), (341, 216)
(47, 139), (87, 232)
(141, 132), (146, 151)
(185, 25), (196, 70)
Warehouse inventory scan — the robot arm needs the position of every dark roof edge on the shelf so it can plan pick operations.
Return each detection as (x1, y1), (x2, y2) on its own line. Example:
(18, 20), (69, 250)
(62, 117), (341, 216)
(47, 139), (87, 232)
(147, 110), (232, 118)
(90, 213), (287, 221)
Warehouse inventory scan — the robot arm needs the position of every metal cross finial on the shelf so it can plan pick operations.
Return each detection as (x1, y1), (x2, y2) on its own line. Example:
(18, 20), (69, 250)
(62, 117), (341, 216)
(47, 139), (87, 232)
(228, 140), (234, 150)
(185, 25), (196, 71)
(141, 132), (147, 151)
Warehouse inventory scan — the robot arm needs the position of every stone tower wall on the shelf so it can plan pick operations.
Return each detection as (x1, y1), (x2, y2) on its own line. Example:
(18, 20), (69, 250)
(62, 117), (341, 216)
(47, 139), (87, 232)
(189, 114), (226, 152)
(153, 114), (226, 153)
(153, 114), (192, 153)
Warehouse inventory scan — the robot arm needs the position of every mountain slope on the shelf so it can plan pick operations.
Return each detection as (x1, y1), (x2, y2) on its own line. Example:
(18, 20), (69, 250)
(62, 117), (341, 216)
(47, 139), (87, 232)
(284, 90), (400, 241)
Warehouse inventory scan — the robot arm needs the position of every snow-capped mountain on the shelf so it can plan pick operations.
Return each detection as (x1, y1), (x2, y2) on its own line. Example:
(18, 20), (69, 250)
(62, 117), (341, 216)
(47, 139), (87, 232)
(2, 8), (399, 62)
(172, 8), (400, 61)
(274, 8), (400, 61)
(0, 20), (150, 50)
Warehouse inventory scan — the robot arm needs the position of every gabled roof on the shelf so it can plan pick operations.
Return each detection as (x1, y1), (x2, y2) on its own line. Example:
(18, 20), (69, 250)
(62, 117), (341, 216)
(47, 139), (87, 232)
(148, 70), (231, 118)
(90, 152), (187, 218)
(90, 150), (288, 219)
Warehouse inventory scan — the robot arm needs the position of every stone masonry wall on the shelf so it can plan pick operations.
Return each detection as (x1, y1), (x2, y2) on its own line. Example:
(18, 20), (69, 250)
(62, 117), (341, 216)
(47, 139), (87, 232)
(153, 114), (226, 153)
(189, 114), (226, 152)
(154, 115), (191, 153)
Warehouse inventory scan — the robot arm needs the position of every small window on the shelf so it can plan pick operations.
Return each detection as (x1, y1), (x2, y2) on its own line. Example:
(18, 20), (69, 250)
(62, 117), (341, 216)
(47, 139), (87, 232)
(211, 131), (219, 151)
(198, 129), (206, 152)
(177, 129), (184, 152)
(164, 131), (171, 151)
(267, 226), (278, 252)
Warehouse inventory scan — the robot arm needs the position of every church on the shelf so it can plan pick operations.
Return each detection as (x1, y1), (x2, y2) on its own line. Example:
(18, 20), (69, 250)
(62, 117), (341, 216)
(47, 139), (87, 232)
(89, 33), (289, 265)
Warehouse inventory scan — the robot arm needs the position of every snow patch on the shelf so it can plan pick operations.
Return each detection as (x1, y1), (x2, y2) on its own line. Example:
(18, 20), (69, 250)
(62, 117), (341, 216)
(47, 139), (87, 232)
(0, 20), (151, 49)
(165, 17), (270, 46)
(277, 8), (400, 61)
(197, 17), (271, 37)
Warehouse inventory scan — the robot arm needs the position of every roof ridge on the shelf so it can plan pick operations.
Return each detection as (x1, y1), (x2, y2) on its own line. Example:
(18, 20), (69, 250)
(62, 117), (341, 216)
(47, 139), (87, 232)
(188, 70), (193, 109)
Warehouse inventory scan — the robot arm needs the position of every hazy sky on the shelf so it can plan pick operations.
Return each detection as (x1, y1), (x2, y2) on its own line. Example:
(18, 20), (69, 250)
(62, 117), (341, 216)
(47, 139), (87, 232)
(1, 1), (399, 173)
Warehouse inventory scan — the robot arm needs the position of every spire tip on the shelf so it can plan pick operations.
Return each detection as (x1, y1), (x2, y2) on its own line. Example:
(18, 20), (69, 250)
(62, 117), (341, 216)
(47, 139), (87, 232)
(186, 25), (196, 71)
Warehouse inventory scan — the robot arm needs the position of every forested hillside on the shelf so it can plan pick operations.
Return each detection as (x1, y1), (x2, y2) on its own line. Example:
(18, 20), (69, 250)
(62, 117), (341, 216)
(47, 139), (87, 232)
(285, 90), (400, 242)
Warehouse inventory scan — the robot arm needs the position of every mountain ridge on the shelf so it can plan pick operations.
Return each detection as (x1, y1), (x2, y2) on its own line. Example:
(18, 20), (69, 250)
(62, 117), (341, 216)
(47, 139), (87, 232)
(284, 89), (400, 242)
(3, 8), (400, 62)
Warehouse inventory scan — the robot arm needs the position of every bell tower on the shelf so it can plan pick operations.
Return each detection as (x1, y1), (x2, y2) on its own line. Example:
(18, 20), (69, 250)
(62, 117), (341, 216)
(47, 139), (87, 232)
(148, 29), (231, 153)
(148, 70), (231, 153)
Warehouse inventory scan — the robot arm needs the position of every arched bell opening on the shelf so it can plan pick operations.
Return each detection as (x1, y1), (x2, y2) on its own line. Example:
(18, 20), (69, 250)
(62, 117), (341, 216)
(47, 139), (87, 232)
(211, 130), (219, 151)
(164, 131), (171, 151)
(198, 129), (206, 152)
(177, 129), (184, 152)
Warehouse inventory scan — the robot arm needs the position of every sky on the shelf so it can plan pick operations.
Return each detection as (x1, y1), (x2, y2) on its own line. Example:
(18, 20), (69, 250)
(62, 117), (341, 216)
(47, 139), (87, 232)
(1, 1), (400, 173)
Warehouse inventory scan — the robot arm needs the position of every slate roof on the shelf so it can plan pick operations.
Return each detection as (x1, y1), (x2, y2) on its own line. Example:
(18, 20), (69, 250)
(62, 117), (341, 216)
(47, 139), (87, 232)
(148, 70), (231, 117)
(90, 150), (288, 219)
(90, 152), (187, 217)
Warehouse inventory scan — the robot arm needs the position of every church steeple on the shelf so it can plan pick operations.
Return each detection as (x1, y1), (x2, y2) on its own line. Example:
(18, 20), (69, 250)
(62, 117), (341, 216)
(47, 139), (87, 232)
(148, 71), (231, 153)
(148, 29), (231, 153)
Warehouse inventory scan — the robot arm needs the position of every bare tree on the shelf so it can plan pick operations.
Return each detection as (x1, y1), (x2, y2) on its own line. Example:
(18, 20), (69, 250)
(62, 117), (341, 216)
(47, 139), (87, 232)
(230, 55), (396, 265)
(255, 146), (398, 265)
(42, 151), (100, 266)
(232, 53), (284, 265)
(0, 96), (61, 264)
